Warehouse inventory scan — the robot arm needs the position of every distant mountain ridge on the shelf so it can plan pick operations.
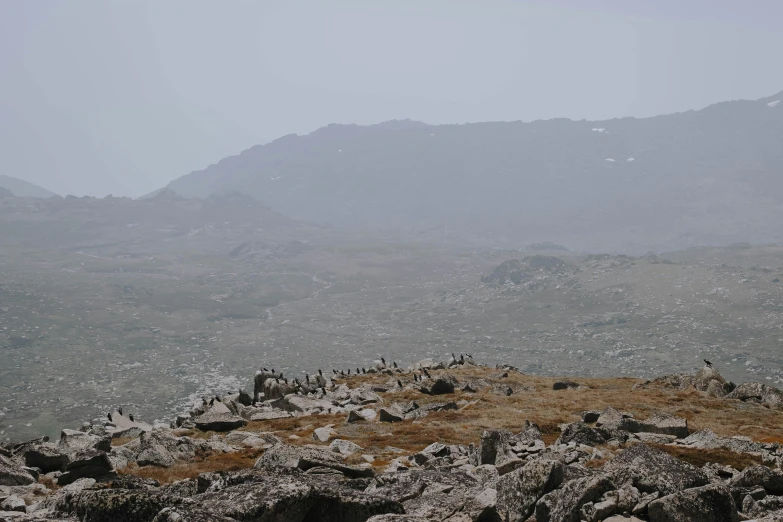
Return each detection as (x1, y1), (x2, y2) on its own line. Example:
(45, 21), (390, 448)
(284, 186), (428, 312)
(0, 175), (57, 198)
(163, 92), (783, 251)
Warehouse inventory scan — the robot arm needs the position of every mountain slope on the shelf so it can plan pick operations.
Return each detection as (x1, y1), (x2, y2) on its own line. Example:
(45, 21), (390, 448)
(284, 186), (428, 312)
(0, 175), (57, 198)
(165, 93), (783, 251)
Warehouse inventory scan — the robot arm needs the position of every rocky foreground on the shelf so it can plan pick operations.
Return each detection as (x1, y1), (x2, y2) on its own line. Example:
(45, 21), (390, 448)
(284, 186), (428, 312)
(3, 356), (783, 521)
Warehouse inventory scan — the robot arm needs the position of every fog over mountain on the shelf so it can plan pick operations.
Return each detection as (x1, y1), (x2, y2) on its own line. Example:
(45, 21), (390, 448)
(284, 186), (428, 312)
(0, 175), (57, 199)
(163, 91), (783, 252)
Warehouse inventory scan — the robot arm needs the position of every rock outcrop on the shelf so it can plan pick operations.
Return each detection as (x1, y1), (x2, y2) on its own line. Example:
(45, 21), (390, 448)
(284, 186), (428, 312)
(4, 356), (783, 521)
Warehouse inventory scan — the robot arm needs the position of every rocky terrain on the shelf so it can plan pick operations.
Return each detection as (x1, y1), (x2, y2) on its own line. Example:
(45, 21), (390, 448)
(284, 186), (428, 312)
(2, 192), (783, 444)
(3, 356), (783, 521)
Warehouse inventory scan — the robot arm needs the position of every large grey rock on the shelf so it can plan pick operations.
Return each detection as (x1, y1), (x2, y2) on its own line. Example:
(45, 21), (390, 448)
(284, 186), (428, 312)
(731, 466), (783, 495)
(694, 365), (735, 397)
(556, 423), (608, 447)
(253, 369), (277, 400)
(61, 477), (98, 492)
(136, 443), (175, 468)
(403, 401), (457, 420)
(595, 408), (688, 438)
(741, 494), (783, 519)
(106, 412), (153, 440)
(420, 374), (458, 395)
(605, 444), (708, 496)
(0, 455), (37, 486)
(193, 411), (247, 432)
(647, 484), (738, 522)
(152, 506), (236, 522)
(350, 388), (382, 406)
(535, 474), (615, 522)
(676, 429), (769, 455)
(463, 486), (501, 521)
(256, 444), (374, 478)
(264, 379), (298, 401)
(412, 442), (452, 466)
(246, 408), (293, 421)
(313, 427), (336, 443)
(57, 429), (111, 457)
(347, 409), (377, 423)
(478, 430), (515, 466)
(110, 475), (161, 490)
(379, 408), (404, 423)
(637, 413), (689, 439)
(368, 469), (487, 520)
(23, 443), (69, 473)
(0, 494), (26, 512)
(51, 488), (183, 522)
(134, 431), (200, 468)
(191, 473), (404, 522)
(57, 449), (115, 486)
(497, 459), (564, 521)
(726, 382), (783, 408)
(330, 439), (363, 456)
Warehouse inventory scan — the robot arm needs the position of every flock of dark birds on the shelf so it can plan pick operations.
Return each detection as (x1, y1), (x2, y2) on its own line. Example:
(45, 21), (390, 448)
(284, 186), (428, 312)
(106, 407), (134, 423)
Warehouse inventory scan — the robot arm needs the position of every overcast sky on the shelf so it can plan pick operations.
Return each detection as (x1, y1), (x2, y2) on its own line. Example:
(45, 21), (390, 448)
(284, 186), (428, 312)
(1, 0), (782, 197)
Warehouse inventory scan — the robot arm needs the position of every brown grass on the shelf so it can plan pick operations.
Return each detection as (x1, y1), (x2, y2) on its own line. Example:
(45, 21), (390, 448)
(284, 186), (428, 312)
(130, 366), (783, 478)
(121, 448), (262, 484)
(306, 366), (783, 463)
(38, 474), (61, 492)
(650, 444), (767, 470)
(111, 436), (137, 447)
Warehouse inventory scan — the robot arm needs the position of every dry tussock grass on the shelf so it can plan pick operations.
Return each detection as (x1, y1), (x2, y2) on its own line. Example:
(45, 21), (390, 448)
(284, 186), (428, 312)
(305, 366), (783, 457)
(650, 444), (766, 470)
(155, 366), (783, 477)
(121, 448), (262, 484)
(111, 436), (137, 447)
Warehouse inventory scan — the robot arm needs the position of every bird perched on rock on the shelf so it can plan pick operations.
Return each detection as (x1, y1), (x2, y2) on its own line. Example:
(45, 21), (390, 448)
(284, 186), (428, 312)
(460, 354), (464, 364)
(423, 369), (431, 379)
(209, 398), (215, 406)
(129, 414), (134, 422)
(362, 368), (366, 374)
(107, 412), (112, 422)
(704, 359), (713, 368)
(397, 379), (403, 388)
(118, 407), (123, 416)
(413, 373), (418, 382)
(381, 357), (387, 366)
(357, 368), (360, 375)
(347, 369), (351, 375)
(305, 374), (310, 383)
(215, 395), (222, 402)
(318, 369), (323, 376)
(393, 361), (398, 369)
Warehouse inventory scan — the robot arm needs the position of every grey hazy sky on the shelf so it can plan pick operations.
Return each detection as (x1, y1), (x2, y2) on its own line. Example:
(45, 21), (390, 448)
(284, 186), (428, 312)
(1, 1), (782, 198)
